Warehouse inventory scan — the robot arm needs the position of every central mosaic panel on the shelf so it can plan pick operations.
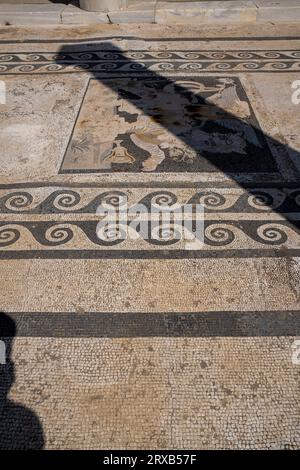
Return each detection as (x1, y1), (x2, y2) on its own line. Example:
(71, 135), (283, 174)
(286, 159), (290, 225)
(60, 76), (277, 174)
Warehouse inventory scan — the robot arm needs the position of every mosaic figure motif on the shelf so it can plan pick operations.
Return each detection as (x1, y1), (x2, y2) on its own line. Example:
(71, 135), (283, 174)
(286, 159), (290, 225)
(61, 76), (276, 173)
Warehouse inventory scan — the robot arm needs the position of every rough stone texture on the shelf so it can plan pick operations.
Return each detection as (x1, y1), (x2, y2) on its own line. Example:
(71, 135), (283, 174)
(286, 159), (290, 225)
(256, 0), (300, 22)
(108, 10), (155, 24)
(0, 22), (300, 450)
(155, 1), (257, 24)
(2, 258), (300, 313)
(108, 1), (156, 23)
(62, 4), (109, 24)
(1, 1), (300, 25)
(0, 4), (64, 26)
(255, 0), (300, 7)
(79, 0), (125, 13)
(0, 337), (297, 450)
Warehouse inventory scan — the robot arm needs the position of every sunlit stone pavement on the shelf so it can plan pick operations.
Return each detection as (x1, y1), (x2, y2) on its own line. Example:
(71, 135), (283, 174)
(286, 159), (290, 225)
(0, 22), (300, 449)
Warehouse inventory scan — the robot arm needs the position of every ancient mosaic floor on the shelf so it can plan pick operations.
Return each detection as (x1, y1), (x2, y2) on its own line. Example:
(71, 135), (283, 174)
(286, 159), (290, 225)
(0, 23), (300, 449)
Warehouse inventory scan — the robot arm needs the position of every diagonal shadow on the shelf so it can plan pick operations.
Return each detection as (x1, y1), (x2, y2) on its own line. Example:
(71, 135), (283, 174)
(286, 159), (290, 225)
(56, 42), (300, 235)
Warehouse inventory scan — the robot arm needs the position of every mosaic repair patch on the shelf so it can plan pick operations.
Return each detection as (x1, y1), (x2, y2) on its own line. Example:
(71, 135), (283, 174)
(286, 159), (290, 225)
(60, 76), (276, 174)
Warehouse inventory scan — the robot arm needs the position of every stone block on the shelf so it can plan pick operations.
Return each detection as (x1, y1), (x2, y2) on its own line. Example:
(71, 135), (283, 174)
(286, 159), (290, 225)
(79, 0), (125, 12)
(0, 3), (64, 25)
(155, 1), (257, 24)
(256, 0), (300, 22)
(62, 4), (109, 24)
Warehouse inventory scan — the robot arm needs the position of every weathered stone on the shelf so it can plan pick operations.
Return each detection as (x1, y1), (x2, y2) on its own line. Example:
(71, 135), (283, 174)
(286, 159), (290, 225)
(61, 4), (109, 24)
(79, 0), (126, 12)
(108, 9), (155, 24)
(155, 1), (257, 24)
(0, 4), (64, 25)
(256, 0), (300, 23)
(108, 0), (156, 23)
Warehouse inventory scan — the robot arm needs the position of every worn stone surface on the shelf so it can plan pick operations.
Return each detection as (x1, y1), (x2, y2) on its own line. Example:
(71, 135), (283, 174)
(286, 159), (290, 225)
(155, 1), (257, 24)
(108, 2), (156, 24)
(0, 4), (64, 26)
(0, 22), (299, 450)
(108, 11), (155, 24)
(79, 0), (125, 13)
(0, 337), (297, 450)
(2, 1), (300, 25)
(62, 4), (109, 25)
(256, 0), (300, 23)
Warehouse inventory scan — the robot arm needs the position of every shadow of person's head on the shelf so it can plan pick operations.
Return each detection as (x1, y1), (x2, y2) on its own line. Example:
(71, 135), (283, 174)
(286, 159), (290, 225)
(0, 312), (44, 450)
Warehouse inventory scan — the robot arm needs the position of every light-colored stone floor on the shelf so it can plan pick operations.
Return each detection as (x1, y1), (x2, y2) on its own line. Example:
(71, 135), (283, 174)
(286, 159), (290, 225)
(0, 1), (71, 3)
(0, 22), (299, 450)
